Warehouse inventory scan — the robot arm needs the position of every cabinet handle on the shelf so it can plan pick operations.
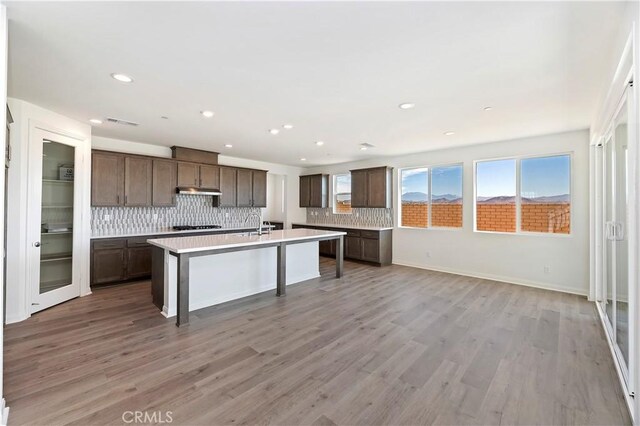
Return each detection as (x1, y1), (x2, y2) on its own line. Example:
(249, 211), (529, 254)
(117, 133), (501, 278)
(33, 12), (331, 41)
(125, 195), (128, 205)
(117, 195), (120, 204)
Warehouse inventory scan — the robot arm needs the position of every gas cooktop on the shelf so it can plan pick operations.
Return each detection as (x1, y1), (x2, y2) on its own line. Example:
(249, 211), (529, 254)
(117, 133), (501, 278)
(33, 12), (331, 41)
(172, 225), (222, 231)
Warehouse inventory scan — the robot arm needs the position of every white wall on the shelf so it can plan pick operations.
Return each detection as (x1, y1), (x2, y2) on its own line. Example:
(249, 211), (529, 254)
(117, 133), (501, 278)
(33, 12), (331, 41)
(92, 136), (306, 227)
(0, 5), (8, 424)
(306, 129), (590, 296)
(6, 98), (91, 324)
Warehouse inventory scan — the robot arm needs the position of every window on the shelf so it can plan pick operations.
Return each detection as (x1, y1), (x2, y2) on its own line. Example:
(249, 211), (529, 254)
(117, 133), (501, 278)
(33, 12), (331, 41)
(401, 168), (429, 228)
(400, 164), (463, 228)
(431, 165), (463, 227)
(521, 155), (571, 234)
(476, 159), (516, 232)
(475, 154), (571, 234)
(333, 173), (352, 214)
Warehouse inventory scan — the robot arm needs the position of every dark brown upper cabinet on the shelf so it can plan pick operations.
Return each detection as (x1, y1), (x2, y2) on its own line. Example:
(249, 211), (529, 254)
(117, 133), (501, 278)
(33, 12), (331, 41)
(237, 169), (267, 208)
(217, 166), (237, 207)
(152, 159), (177, 206)
(236, 169), (253, 207)
(91, 151), (124, 206)
(177, 162), (199, 187)
(299, 174), (328, 208)
(124, 156), (153, 206)
(199, 165), (220, 189)
(350, 166), (393, 208)
(251, 170), (267, 208)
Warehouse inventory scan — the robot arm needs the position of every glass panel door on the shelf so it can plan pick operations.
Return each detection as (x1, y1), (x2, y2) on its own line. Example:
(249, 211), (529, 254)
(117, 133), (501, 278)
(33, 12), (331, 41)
(29, 128), (81, 314)
(613, 99), (629, 367)
(39, 140), (75, 294)
(603, 134), (615, 328)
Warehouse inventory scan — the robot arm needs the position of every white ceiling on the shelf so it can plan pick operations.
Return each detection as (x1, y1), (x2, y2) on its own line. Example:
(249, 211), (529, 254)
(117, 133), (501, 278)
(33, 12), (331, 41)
(6, 1), (627, 166)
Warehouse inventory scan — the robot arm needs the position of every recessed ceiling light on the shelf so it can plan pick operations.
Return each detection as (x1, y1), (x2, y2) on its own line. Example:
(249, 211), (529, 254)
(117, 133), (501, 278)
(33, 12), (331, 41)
(283, 124), (293, 130)
(269, 129), (280, 135)
(300, 157), (307, 161)
(483, 106), (493, 111)
(201, 110), (214, 118)
(315, 141), (324, 146)
(360, 146), (368, 151)
(111, 73), (133, 83)
(89, 119), (102, 125)
(444, 131), (455, 136)
(225, 144), (233, 148)
(399, 103), (415, 110)
(161, 116), (169, 120)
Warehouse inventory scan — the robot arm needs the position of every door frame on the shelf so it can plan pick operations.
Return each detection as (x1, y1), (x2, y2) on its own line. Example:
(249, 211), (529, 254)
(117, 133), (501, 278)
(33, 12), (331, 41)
(25, 122), (90, 314)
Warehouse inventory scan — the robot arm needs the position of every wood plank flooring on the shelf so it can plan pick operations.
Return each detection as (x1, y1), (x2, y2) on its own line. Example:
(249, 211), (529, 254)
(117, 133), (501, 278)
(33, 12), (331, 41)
(4, 259), (631, 425)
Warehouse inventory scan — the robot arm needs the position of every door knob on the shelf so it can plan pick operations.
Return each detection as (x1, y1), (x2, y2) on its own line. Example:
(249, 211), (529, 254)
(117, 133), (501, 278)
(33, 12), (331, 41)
(34, 242), (41, 247)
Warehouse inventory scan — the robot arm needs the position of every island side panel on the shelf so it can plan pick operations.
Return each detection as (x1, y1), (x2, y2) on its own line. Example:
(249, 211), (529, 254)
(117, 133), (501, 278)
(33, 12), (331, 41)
(162, 241), (319, 318)
(151, 246), (165, 310)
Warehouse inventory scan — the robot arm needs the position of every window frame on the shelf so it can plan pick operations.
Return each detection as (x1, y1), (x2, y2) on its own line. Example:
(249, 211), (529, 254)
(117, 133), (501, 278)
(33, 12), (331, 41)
(332, 172), (352, 215)
(398, 162), (464, 230)
(473, 152), (573, 237)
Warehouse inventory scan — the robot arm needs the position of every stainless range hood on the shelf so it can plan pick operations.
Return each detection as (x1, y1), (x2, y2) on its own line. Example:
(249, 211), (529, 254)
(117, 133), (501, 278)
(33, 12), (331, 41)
(176, 187), (222, 196)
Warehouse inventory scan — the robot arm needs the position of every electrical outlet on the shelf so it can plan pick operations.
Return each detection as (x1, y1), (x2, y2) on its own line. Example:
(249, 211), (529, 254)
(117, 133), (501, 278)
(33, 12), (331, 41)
(153, 214), (158, 221)
(104, 214), (110, 221)
(325, 212), (329, 216)
(225, 212), (229, 218)
(544, 266), (550, 274)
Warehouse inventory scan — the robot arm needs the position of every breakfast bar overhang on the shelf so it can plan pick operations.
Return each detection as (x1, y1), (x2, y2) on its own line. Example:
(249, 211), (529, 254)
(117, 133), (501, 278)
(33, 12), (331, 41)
(148, 229), (346, 326)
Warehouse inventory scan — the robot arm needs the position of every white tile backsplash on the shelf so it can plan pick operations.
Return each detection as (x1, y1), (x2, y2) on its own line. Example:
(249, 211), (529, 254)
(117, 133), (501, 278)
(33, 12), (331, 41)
(91, 194), (261, 236)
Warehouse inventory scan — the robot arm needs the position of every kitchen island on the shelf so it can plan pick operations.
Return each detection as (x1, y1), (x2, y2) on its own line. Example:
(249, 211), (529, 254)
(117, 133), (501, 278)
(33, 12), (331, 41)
(148, 229), (346, 326)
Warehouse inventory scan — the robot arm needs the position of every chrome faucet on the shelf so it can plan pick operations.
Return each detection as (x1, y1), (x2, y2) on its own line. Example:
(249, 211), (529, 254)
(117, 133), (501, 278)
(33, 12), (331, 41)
(244, 212), (263, 236)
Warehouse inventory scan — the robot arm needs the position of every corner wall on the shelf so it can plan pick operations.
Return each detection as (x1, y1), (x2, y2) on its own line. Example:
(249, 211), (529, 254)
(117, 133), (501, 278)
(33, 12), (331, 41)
(306, 129), (590, 295)
(6, 98), (92, 324)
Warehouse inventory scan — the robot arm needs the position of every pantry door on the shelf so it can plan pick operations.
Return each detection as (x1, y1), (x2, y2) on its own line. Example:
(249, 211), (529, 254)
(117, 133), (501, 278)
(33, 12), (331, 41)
(27, 127), (82, 313)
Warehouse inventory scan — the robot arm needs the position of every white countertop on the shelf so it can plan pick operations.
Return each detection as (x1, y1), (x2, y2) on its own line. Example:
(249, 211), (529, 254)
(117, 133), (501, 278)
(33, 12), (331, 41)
(148, 229), (346, 254)
(292, 222), (394, 231)
(91, 225), (273, 240)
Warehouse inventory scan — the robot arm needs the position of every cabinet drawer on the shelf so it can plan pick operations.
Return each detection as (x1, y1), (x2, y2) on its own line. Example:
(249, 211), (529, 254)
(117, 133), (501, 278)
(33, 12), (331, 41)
(93, 239), (126, 250)
(345, 230), (361, 237)
(360, 230), (380, 239)
(127, 237), (151, 248)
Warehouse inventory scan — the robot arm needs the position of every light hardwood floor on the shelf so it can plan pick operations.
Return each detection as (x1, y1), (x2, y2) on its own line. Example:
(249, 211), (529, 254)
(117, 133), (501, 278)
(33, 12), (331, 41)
(4, 259), (631, 425)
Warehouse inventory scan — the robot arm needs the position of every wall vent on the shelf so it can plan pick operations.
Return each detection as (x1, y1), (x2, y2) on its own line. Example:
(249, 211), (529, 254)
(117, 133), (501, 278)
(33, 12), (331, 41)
(106, 117), (139, 127)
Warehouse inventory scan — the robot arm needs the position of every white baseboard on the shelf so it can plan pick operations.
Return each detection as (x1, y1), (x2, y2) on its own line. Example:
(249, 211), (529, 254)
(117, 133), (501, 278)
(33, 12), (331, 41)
(162, 272), (320, 318)
(1, 398), (10, 426)
(392, 260), (588, 297)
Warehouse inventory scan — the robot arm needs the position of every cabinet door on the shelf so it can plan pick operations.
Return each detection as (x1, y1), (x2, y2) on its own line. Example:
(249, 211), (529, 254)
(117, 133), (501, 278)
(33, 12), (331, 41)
(127, 246), (152, 279)
(218, 167), (237, 207)
(199, 165), (220, 189)
(236, 169), (253, 207)
(152, 160), (177, 206)
(92, 248), (126, 285)
(350, 170), (367, 208)
(177, 162), (199, 187)
(252, 170), (267, 208)
(299, 175), (310, 207)
(309, 175), (327, 208)
(91, 152), (124, 206)
(345, 236), (362, 259)
(124, 157), (152, 206)
(319, 239), (336, 257)
(361, 238), (380, 262)
(367, 167), (389, 208)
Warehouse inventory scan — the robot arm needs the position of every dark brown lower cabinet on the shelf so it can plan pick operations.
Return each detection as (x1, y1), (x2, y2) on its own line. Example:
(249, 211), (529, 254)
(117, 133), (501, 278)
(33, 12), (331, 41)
(126, 246), (152, 279)
(91, 240), (127, 285)
(292, 224), (392, 266)
(345, 235), (362, 259)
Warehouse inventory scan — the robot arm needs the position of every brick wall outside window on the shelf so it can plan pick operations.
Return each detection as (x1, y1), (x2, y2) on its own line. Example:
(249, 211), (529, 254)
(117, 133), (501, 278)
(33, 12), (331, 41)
(401, 202), (428, 228)
(334, 201), (352, 214)
(431, 203), (462, 228)
(476, 204), (516, 232)
(521, 203), (570, 234)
